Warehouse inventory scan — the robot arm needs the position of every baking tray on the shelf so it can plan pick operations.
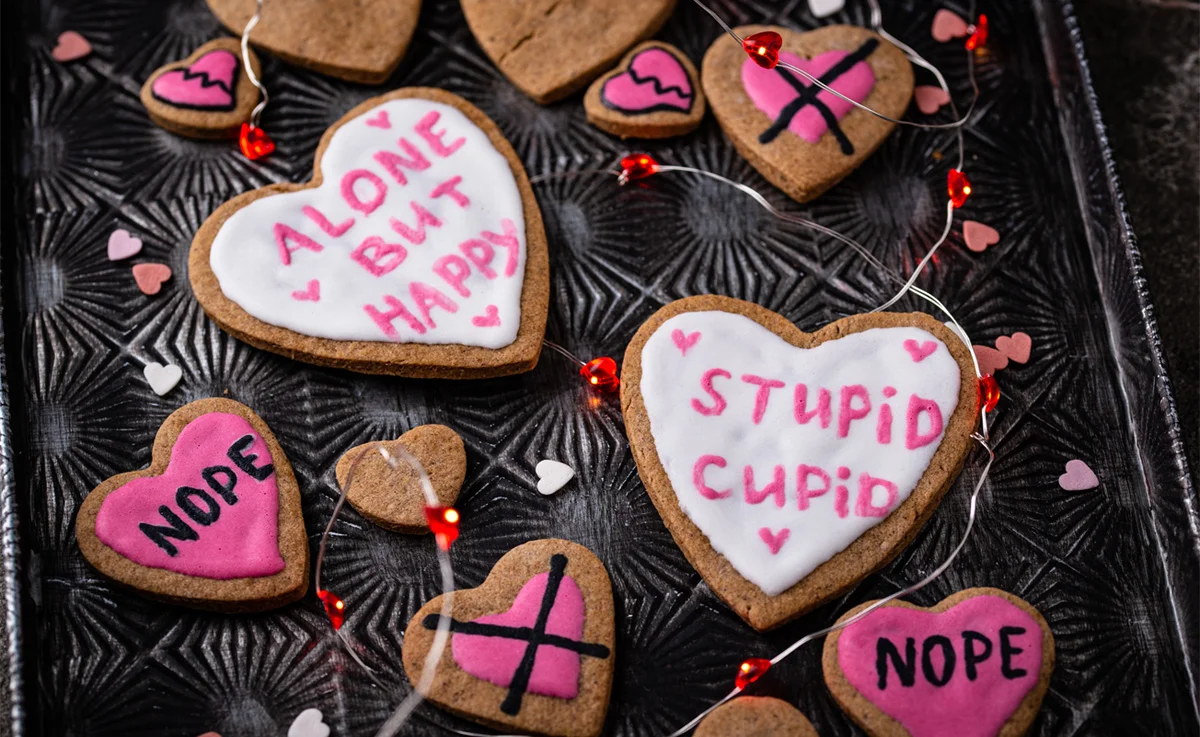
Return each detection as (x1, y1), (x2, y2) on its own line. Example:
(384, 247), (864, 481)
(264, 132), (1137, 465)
(2, 0), (1197, 734)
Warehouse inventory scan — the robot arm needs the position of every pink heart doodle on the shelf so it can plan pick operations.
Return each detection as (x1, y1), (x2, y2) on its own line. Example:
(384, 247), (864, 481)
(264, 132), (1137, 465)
(974, 345), (1008, 375)
(995, 332), (1031, 364)
(914, 85), (951, 114)
(365, 110), (391, 129)
(758, 527), (791, 555)
(471, 305), (500, 327)
(151, 49), (239, 110)
(963, 221), (1000, 253)
(671, 329), (700, 356)
(742, 49), (876, 146)
(291, 279), (321, 302)
(601, 47), (694, 114)
(107, 229), (143, 261)
(1058, 459), (1099, 490)
(931, 9), (970, 42)
(903, 339), (938, 362)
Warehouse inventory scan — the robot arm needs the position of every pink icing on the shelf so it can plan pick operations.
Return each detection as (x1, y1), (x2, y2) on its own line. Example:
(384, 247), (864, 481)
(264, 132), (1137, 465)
(742, 374), (786, 424)
(431, 176), (470, 208)
(414, 111), (465, 157)
(471, 305), (501, 327)
(855, 473), (898, 517)
(741, 50), (875, 145)
(389, 201), (442, 245)
(744, 464), (786, 507)
(693, 455), (731, 499)
(837, 595), (1044, 737)
(151, 49), (238, 110)
(364, 295), (426, 338)
(671, 329), (701, 356)
(904, 339), (938, 362)
(274, 223), (323, 266)
(365, 110), (391, 129)
(794, 384), (832, 427)
(452, 572), (587, 699)
(374, 141), (431, 185)
(837, 384), (871, 437)
(905, 394), (944, 450)
(94, 412), (285, 579)
(302, 205), (354, 237)
(796, 464), (830, 510)
(600, 47), (694, 114)
(434, 255), (472, 297)
(692, 369), (731, 416)
(341, 169), (387, 215)
(758, 527), (790, 554)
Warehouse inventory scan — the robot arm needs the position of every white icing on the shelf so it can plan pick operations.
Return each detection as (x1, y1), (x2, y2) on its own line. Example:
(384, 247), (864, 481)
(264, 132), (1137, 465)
(639, 311), (962, 596)
(210, 99), (527, 348)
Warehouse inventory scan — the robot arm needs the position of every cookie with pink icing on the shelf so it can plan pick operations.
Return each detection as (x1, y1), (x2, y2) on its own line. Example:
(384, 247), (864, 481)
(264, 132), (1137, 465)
(584, 41), (706, 139)
(402, 539), (615, 737)
(701, 25), (913, 203)
(823, 588), (1055, 737)
(140, 38), (262, 139)
(621, 296), (977, 631)
(75, 398), (308, 612)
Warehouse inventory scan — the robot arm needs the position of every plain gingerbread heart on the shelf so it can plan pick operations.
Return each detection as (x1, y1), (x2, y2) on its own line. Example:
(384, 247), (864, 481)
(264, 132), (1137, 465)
(75, 398), (309, 612)
(695, 697), (819, 737)
(334, 425), (466, 532)
(206, 0), (420, 84)
(461, 0), (677, 103)
(402, 539), (616, 737)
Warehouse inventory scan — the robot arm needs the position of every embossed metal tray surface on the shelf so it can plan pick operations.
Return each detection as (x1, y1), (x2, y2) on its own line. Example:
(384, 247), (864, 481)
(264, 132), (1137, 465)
(2, 0), (1197, 735)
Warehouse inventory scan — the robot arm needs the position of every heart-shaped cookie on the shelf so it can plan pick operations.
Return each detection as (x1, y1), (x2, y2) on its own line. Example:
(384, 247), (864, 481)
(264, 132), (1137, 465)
(206, 0), (420, 84)
(702, 25), (913, 203)
(823, 588), (1055, 737)
(334, 425), (466, 532)
(620, 296), (976, 631)
(141, 38), (262, 139)
(461, 0), (677, 103)
(189, 88), (549, 378)
(75, 398), (308, 611)
(403, 539), (615, 737)
(695, 697), (819, 737)
(584, 41), (705, 139)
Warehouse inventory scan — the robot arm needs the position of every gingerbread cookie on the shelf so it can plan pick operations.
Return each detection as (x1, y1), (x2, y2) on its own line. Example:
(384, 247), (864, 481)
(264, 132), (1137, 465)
(334, 425), (466, 533)
(702, 25), (914, 203)
(75, 399), (307, 612)
(620, 296), (977, 631)
(189, 88), (550, 378)
(461, 0), (677, 104)
(584, 41), (705, 139)
(206, 0), (419, 84)
(823, 588), (1055, 737)
(403, 539), (615, 737)
(695, 697), (819, 737)
(140, 38), (261, 139)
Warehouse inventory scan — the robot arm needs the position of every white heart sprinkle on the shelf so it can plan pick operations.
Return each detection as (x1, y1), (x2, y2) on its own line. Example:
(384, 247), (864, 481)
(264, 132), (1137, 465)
(288, 708), (330, 737)
(535, 460), (575, 496)
(143, 362), (182, 396)
(809, 0), (845, 17)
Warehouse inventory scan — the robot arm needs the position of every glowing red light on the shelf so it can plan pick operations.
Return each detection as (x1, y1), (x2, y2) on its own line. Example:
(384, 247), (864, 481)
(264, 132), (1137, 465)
(580, 357), (619, 393)
(425, 505), (460, 550)
(735, 657), (772, 689)
(619, 153), (659, 185)
(238, 123), (275, 161)
(978, 374), (1000, 413)
(317, 589), (346, 630)
(742, 31), (782, 69)
(948, 169), (972, 208)
(966, 14), (989, 51)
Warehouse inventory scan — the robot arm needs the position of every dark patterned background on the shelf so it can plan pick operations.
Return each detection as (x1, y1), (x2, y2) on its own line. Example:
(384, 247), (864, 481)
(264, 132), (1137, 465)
(2, 0), (1197, 735)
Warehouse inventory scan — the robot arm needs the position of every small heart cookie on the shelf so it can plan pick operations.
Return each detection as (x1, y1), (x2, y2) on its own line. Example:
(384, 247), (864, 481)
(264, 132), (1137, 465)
(461, 0), (677, 103)
(334, 425), (466, 532)
(141, 38), (262, 139)
(206, 0), (420, 84)
(823, 588), (1055, 737)
(621, 296), (977, 630)
(403, 539), (615, 737)
(584, 41), (705, 139)
(702, 25), (914, 204)
(695, 697), (819, 737)
(75, 399), (308, 611)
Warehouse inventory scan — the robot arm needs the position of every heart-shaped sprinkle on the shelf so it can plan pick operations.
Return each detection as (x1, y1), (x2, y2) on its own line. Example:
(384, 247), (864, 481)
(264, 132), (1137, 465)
(973, 345), (1008, 376)
(365, 110), (391, 128)
(143, 362), (182, 396)
(809, 0), (846, 18)
(903, 339), (938, 362)
(1058, 459), (1099, 490)
(291, 279), (321, 302)
(671, 329), (701, 356)
(963, 220), (1000, 252)
(471, 304), (501, 327)
(287, 708), (330, 737)
(52, 31), (92, 62)
(995, 332), (1032, 364)
(108, 229), (143, 261)
(914, 85), (951, 114)
(133, 263), (172, 295)
(535, 459), (575, 496)
(931, 9), (971, 42)
(196, 733), (222, 737)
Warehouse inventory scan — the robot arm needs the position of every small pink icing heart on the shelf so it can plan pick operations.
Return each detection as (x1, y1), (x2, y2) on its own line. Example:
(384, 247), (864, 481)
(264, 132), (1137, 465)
(671, 329), (701, 355)
(914, 85), (951, 114)
(471, 304), (500, 327)
(995, 332), (1032, 364)
(903, 339), (937, 362)
(52, 31), (91, 62)
(931, 9), (970, 42)
(365, 110), (391, 128)
(758, 527), (791, 554)
(107, 229), (143, 261)
(742, 49), (876, 145)
(963, 221), (1000, 253)
(291, 279), (321, 302)
(132, 263), (172, 295)
(973, 345), (1008, 375)
(151, 49), (238, 110)
(1058, 459), (1099, 490)
(601, 47), (694, 113)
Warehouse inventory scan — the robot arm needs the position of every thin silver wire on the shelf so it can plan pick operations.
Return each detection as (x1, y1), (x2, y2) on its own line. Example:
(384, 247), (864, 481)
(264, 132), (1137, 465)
(240, 0), (269, 128)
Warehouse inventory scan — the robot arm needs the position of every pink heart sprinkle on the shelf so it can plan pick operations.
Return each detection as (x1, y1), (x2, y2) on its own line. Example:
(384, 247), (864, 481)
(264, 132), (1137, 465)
(1059, 459), (1099, 490)
(963, 221), (1000, 253)
(107, 229), (143, 261)
(758, 527), (791, 555)
(291, 279), (320, 302)
(903, 339), (938, 362)
(931, 9), (970, 42)
(973, 345), (1008, 375)
(671, 329), (701, 356)
(365, 110), (391, 129)
(995, 332), (1032, 364)
(132, 263), (172, 295)
(914, 85), (951, 114)
(52, 31), (92, 62)
(471, 305), (500, 327)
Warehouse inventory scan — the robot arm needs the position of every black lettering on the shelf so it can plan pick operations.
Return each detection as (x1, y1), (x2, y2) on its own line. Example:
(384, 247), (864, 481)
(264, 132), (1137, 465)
(875, 637), (917, 690)
(1000, 626), (1028, 678)
(962, 630), (993, 681)
(227, 434), (274, 481)
(176, 487), (220, 526)
(202, 465), (239, 505)
(921, 635), (956, 686)
(138, 506), (198, 556)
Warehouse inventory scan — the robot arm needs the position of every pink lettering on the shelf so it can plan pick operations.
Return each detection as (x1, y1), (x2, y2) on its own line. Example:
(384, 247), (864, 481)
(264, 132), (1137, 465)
(389, 201), (443, 245)
(741, 374), (786, 424)
(409, 281), (457, 328)
(414, 111), (466, 157)
(482, 218), (521, 277)
(797, 464), (831, 511)
(744, 464), (785, 507)
(905, 394), (945, 449)
(835, 483), (850, 518)
(364, 296), (425, 339)
(433, 255), (472, 297)
(459, 240), (498, 279)
(877, 402), (893, 444)
(691, 368), (732, 416)
(351, 236), (407, 277)
(431, 175), (469, 208)
(340, 169), (386, 215)
(373, 140), (431, 186)
(273, 223), (323, 266)
(794, 384), (832, 428)
(837, 384), (872, 438)
(692, 455), (731, 500)
(856, 473), (899, 517)
(302, 206), (353, 237)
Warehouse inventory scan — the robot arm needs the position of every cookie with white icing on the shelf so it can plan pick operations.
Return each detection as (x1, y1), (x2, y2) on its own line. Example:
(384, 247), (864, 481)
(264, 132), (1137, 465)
(620, 296), (977, 630)
(189, 88), (550, 378)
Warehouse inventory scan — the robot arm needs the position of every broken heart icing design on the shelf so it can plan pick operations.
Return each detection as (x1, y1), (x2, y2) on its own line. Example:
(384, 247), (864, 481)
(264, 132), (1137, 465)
(94, 411), (284, 579)
(601, 47), (694, 114)
(206, 97), (527, 349)
(638, 310), (961, 596)
(151, 49), (238, 110)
